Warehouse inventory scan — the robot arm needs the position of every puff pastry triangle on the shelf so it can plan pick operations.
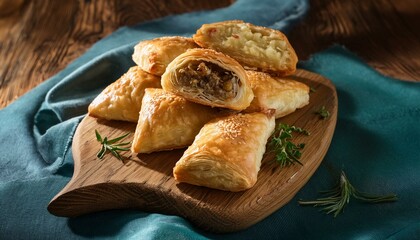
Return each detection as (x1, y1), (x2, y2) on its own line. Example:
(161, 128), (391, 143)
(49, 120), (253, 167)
(131, 88), (225, 153)
(193, 20), (298, 76)
(245, 70), (309, 118)
(173, 112), (275, 192)
(88, 66), (161, 122)
(132, 36), (199, 76)
(161, 48), (253, 110)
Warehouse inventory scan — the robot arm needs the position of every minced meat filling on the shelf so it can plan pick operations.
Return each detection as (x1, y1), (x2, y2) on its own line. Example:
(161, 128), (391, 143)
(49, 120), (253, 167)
(177, 61), (238, 100)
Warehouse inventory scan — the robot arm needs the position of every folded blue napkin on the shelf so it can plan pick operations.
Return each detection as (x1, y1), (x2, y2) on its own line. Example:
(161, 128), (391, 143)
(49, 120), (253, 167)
(1, 0), (419, 239)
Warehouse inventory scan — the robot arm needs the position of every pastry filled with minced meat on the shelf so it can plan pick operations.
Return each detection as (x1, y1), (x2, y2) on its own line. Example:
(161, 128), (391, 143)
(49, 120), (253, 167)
(161, 48), (253, 111)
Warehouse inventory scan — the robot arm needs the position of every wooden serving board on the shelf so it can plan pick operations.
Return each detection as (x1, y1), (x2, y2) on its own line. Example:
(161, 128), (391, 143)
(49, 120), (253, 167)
(48, 69), (337, 233)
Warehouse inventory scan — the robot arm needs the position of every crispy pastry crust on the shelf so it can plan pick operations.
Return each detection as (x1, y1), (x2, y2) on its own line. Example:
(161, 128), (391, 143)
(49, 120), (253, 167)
(173, 112), (275, 192)
(245, 71), (309, 118)
(161, 48), (254, 110)
(131, 88), (222, 153)
(132, 36), (199, 76)
(193, 20), (298, 76)
(88, 66), (161, 122)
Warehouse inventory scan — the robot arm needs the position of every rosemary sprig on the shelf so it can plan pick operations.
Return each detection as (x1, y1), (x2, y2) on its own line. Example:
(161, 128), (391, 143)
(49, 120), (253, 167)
(299, 171), (398, 217)
(268, 123), (309, 167)
(315, 106), (330, 119)
(95, 130), (131, 161)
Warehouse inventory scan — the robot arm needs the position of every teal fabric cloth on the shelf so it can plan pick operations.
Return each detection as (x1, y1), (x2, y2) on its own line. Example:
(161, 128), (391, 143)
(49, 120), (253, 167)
(1, 0), (420, 239)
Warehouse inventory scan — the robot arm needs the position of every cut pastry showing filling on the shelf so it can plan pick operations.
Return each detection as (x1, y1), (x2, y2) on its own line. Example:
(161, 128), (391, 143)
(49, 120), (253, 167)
(193, 20), (298, 76)
(177, 61), (239, 101)
(131, 88), (223, 154)
(173, 112), (275, 192)
(161, 48), (253, 111)
(132, 36), (199, 76)
(88, 66), (161, 122)
(244, 70), (310, 118)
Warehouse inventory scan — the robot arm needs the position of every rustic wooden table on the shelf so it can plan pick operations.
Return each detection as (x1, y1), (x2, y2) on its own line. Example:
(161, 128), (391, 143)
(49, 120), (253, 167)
(0, 0), (419, 108)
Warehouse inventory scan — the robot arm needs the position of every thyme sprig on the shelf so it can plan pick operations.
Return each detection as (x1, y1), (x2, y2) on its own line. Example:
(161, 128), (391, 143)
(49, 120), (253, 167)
(299, 171), (398, 217)
(268, 123), (309, 167)
(95, 130), (131, 161)
(316, 106), (330, 119)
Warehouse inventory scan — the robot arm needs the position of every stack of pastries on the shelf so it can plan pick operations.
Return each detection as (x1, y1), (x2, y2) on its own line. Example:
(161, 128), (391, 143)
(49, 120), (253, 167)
(88, 20), (310, 192)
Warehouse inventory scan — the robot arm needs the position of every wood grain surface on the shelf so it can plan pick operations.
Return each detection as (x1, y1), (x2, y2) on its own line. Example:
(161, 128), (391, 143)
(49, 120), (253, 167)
(0, 0), (419, 108)
(0, 0), (233, 108)
(288, 0), (420, 81)
(48, 69), (338, 233)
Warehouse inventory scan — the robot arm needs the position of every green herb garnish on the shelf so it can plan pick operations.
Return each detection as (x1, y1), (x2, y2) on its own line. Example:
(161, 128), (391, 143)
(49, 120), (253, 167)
(310, 86), (317, 93)
(316, 106), (330, 119)
(298, 171), (398, 217)
(95, 130), (131, 161)
(269, 123), (309, 167)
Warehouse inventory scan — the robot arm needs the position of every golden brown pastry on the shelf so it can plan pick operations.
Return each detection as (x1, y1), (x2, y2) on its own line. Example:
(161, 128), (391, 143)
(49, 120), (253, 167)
(193, 20), (298, 76)
(161, 48), (254, 111)
(173, 112), (275, 192)
(245, 71), (310, 118)
(132, 36), (199, 76)
(88, 66), (161, 122)
(131, 88), (223, 154)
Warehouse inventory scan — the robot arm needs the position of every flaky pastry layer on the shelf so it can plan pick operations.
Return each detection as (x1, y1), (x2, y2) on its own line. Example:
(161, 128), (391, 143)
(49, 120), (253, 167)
(173, 112), (275, 192)
(88, 66), (161, 122)
(161, 48), (253, 111)
(132, 36), (199, 76)
(193, 20), (298, 76)
(245, 71), (309, 118)
(131, 88), (222, 153)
